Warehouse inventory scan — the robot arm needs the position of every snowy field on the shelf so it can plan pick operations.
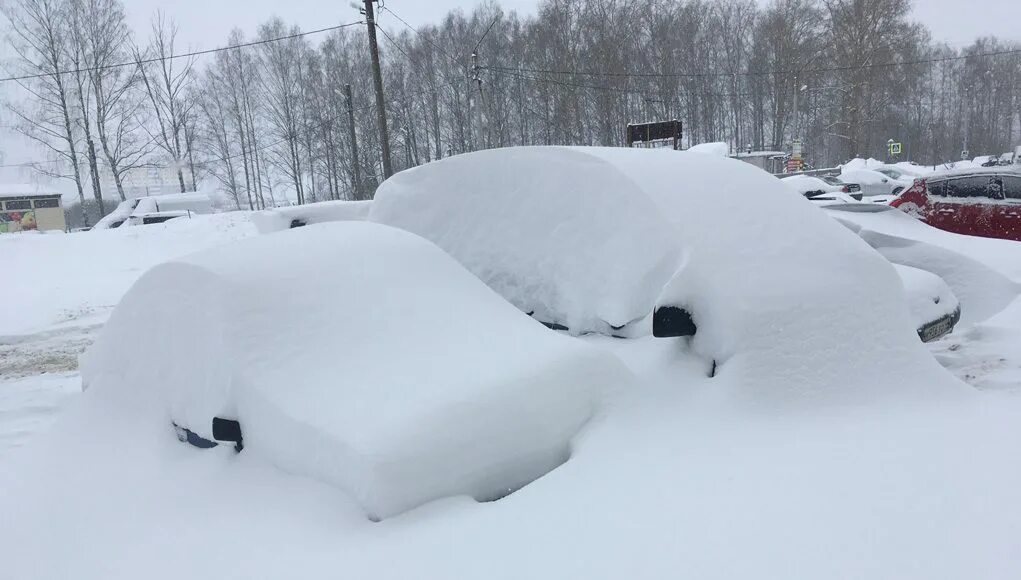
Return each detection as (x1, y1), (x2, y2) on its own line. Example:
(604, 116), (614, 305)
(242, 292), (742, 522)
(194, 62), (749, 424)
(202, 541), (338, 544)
(3, 152), (1021, 578)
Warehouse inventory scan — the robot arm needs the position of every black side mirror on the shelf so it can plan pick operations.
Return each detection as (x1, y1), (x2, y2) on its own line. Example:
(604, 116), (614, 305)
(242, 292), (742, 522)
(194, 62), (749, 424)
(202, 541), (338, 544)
(212, 417), (244, 452)
(653, 306), (697, 338)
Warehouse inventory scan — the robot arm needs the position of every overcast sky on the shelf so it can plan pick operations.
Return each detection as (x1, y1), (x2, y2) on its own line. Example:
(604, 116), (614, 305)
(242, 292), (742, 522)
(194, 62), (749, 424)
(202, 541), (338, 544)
(123, 0), (1017, 51)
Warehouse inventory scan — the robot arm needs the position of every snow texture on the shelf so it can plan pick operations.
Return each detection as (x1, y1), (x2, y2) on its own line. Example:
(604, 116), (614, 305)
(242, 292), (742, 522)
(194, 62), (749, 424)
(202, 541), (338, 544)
(250, 200), (372, 234)
(79, 221), (631, 520)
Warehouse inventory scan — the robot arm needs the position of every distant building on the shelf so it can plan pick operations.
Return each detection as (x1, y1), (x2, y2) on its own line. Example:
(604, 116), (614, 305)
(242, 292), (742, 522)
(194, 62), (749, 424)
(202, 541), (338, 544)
(0, 185), (65, 233)
(732, 150), (788, 174)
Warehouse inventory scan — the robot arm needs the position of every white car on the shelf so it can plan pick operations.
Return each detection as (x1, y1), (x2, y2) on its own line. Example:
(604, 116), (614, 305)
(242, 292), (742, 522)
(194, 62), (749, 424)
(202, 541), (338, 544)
(841, 168), (912, 197)
(779, 175), (862, 205)
(92, 192), (214, 229)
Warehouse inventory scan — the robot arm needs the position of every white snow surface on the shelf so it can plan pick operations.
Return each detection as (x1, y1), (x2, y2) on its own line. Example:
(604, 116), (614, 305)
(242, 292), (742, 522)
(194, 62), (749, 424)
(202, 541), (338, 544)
(0, 212), (256, 336)
(370, 147), (684, 333)
(79, 221), (630, 520)
(250, 199), (372, 234)
(687, 141), (729, 156)
(779, 174), (838, 195)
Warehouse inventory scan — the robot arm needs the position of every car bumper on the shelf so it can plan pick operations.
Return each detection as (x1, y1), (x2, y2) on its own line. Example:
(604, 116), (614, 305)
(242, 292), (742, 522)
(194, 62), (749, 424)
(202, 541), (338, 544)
(917, 306), (961, 343)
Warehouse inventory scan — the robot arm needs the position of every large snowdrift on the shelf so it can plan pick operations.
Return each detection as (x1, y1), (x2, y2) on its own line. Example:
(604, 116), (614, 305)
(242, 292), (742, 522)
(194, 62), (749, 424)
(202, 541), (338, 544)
(79, 221), (631, 520)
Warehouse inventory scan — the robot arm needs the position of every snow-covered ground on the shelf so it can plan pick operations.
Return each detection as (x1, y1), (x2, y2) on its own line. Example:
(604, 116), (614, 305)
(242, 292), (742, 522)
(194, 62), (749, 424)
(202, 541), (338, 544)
(3, 155), (1021, 578)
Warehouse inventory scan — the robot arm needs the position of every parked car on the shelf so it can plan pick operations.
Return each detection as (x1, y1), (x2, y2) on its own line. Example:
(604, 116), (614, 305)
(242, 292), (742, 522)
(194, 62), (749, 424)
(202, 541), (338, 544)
(819, 175), (863, 200)
(92, 192), (214, 229)
(781, 175), (861, 200)
(126, 210), (193, 226)
(892, 264), (961, 342)
(841, 168), (912, 197)
(890, 169), (1021, 241)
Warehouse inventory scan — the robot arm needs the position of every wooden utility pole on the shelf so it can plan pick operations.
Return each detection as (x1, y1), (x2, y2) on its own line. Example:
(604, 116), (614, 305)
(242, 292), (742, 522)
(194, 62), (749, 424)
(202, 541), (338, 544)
(363, 0), (393, 179)
(344, 84), (363, 200)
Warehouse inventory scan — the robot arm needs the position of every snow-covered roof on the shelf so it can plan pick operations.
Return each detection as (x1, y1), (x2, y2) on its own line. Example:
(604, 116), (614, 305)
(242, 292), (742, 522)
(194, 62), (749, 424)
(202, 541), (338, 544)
(0, 184), (59, 199)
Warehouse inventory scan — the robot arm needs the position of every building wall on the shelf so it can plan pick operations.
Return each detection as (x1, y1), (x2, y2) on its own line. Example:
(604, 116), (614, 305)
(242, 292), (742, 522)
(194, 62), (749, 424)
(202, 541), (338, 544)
(0, 196), (66, 233)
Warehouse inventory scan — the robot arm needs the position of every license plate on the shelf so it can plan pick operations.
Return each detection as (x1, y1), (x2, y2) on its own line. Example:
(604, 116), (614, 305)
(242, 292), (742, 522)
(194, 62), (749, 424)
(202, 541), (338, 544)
(919, 317), (953, 342)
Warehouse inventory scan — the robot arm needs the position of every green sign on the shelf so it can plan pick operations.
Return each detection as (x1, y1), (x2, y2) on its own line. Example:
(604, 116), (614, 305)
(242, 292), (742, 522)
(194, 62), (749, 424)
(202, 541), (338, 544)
(888, 142), (903, 155)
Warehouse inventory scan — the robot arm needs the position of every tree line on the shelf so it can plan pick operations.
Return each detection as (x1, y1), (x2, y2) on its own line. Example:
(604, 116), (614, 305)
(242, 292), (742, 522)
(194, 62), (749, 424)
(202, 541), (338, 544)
(6, 0), (1021, 221)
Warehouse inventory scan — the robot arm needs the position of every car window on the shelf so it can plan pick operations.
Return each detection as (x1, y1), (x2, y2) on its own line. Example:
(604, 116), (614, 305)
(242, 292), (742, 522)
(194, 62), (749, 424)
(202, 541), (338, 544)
(1003, 176), (1021, 200)
(944, 176), (1005, 199)
(927, 179), (946, 196)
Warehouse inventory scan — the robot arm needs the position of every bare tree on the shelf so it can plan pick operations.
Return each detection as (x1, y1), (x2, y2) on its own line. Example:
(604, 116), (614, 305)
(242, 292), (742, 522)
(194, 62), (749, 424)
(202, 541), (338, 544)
(4, 0), (89, 225)
(135, 11), (195, 193)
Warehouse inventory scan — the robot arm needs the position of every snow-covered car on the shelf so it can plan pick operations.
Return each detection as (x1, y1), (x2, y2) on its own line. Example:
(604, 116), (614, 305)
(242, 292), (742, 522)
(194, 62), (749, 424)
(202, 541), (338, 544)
(80, 222), (632, 521)
(371, 146), (943, 358)
(819, 175), (863, 199)
(841, 168), (912, 197)
(250, 199), (371, 234)
(92, 193), (214, 229)
(126, 210), (193, 226)
(892, 264), (961, 342)
(781, 174), (848, 199)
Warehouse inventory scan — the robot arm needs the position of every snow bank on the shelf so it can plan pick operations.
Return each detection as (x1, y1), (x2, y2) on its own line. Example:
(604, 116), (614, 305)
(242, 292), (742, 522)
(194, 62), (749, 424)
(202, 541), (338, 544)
(687, 141), (729, 156)
(80, 221), (631, 520)
(250, 200), (372, 234)
(370, 147), (682, 333)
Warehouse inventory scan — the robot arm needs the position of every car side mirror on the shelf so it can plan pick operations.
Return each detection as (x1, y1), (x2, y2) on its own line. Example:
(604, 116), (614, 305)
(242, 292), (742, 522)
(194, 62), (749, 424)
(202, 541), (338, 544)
(212, 417), (244, 452)
(653, 306), (696, 338)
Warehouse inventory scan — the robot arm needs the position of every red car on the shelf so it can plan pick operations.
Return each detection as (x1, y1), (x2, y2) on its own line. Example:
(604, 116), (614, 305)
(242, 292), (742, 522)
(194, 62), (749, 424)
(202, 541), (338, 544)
(891, 170), (1021, 241)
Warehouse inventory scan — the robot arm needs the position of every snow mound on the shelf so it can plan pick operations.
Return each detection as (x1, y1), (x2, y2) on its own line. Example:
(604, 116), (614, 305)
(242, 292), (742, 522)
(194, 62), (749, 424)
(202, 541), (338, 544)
(80, 221), (631, 520)
(687, 141), (729, 156)
(370, 147), (682, 333)
(251, 200), (372, 234)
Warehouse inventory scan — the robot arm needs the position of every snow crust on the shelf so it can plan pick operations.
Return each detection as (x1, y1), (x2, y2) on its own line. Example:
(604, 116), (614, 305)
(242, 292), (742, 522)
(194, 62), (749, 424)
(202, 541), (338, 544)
(251, 200), (372, 234)
(79, 221), (631, 520)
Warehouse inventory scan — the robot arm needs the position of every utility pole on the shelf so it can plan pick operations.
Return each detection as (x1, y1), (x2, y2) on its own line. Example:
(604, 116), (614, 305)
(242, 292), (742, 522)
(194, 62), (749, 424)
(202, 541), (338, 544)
(471, 52), (484, 150)
(344, 84), (363, 200)
(362, 0), (393, 179)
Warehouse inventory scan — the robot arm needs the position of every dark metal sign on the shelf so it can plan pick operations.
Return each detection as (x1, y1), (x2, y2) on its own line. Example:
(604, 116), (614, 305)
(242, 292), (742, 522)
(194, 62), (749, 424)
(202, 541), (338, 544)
(626, 120), (682, 149)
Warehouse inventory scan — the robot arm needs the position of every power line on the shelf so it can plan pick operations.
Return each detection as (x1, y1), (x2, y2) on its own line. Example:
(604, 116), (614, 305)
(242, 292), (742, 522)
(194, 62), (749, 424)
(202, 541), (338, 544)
(483, 46), (1021, 80)
(378, 5), (467, 73)
(0, 20), (364, 84)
